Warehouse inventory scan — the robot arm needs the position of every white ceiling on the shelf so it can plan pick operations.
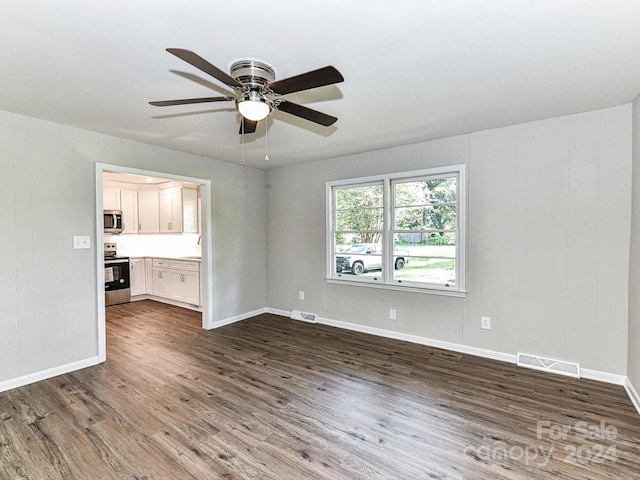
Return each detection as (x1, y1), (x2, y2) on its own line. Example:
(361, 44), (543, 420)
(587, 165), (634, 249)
(3, 1), (640, 169)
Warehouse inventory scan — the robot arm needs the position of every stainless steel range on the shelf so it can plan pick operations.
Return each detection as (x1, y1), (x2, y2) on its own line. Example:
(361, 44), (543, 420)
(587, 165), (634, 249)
(104, 243), (130, 306)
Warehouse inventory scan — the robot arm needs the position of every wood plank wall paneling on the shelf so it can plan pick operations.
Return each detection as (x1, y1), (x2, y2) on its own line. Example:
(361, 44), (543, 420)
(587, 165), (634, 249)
(1, 301), (639, 480)
(629, 96), (640, 392)
(266, 104), (632, 376)
(0, 111), (20, 380)
(0, 110), (268, 387)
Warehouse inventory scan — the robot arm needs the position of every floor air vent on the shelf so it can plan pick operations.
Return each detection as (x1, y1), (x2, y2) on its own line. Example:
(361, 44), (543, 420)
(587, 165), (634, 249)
(290, 310), (317, 323)
(517, 353), (580, 378)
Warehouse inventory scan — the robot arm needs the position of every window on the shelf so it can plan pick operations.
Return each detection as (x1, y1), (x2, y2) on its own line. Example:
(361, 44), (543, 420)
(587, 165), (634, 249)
(327, 165), (465, 294)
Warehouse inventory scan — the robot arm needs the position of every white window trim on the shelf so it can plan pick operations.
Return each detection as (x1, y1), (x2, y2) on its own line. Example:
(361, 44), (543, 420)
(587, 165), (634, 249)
(326, 165), (466, 295)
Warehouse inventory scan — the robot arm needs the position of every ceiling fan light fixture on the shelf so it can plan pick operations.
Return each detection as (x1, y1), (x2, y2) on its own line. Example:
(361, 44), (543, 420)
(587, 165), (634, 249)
(237, 90), (271, 121)
(238, 100), (270, 121)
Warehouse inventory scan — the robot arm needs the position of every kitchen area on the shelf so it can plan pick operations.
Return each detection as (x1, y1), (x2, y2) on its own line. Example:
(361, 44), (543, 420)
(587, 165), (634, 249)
(103, 171), (203, 311)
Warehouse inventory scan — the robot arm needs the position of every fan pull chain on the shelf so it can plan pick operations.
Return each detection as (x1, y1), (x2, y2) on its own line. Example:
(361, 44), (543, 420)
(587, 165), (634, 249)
(265, 120), (269, 162)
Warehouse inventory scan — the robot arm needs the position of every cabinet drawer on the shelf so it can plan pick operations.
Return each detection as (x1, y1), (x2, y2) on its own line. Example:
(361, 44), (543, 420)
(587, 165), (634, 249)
(170, 260), (199, 272)
(153, 259), (170, 268)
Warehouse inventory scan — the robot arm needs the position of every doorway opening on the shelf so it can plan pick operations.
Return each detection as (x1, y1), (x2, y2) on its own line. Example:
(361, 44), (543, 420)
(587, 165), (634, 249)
(95, 163), (213, 363)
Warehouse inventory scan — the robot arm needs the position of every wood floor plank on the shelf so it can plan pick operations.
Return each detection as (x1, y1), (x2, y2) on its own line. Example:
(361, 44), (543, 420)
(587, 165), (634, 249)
(0, 300), (639, 479)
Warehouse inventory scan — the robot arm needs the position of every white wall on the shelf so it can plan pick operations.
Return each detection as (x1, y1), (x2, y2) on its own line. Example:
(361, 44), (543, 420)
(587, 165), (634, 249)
(629, 97), (640, 391)
(0, 110), (266, 386)
(266, 105), (632, 376)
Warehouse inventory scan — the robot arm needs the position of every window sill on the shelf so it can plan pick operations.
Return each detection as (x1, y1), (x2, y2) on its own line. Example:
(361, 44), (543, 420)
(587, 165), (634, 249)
(325, 277), (467, 297)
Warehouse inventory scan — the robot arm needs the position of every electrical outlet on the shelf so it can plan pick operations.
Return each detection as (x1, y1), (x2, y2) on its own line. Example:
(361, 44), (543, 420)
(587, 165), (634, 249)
(389, 308), (397, 320)
(481, 316), (491, 330)
(299, 291), (305, 301)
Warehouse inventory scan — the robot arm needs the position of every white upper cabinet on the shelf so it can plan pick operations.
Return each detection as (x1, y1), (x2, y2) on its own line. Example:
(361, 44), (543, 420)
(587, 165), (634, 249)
(103, 187), (121, 211)
(138, 190), (160, 233)
(159, 187), (181, 233)
(182, 188), (198, 233)
(102, 177), (199, 235)
(120, 189), (139, 234)
(159, 186), (198, 233)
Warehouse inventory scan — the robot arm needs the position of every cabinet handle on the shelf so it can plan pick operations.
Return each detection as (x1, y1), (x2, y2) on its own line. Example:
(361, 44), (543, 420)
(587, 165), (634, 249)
(139, 223), (142, 231)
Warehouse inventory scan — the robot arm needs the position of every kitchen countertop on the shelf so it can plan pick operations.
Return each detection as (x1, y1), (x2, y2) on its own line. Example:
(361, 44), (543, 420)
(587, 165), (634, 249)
(129, 255), (202, 262)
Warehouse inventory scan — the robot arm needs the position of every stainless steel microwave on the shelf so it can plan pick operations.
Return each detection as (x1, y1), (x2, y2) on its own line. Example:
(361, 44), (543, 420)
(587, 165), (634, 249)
(104, 210), (124, 234)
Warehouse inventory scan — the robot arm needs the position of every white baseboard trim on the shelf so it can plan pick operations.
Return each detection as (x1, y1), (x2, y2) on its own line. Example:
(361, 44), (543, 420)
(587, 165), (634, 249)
(625, 378), (640, 415)
(317, 315), (517, 364)
(208, 307), (268, 330)
(266, 307), (291, 317)
(581, 368), (626, 386)
(273, 308), (631, 390)
(0, 356), (102, 393)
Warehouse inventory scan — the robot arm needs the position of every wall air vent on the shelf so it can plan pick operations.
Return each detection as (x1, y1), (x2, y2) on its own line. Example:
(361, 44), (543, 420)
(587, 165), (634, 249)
(517, 353), (580, 378)
(290, 310), (317, 323)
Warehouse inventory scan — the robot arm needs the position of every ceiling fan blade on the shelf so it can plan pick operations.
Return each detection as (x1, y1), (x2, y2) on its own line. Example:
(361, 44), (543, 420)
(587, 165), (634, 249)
(268, 66), (344, 95)
(239, 118), (257, 134)
(166, 48), (244, 89)
(275, 100), (338, 126)
(149, 96), (234, 107)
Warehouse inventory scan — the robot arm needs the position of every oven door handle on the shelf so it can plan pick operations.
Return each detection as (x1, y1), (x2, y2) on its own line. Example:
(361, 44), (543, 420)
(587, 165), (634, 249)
(105, 260), (129, 265)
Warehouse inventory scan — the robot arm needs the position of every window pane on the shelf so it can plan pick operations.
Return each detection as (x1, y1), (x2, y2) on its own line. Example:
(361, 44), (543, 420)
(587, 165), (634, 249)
(394, 177), (457, 207)
(336, 184), (383, 210)
(393, 257), (456, 286)
(336, 208), (383, 232)
(335, 183), (383, 257)
(394, 204), (456, 230)
(392, 233), (456, 286)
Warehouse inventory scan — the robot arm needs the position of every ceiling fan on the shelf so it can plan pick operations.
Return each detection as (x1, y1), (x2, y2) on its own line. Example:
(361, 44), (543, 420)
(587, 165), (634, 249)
(150, 48), (344, 134)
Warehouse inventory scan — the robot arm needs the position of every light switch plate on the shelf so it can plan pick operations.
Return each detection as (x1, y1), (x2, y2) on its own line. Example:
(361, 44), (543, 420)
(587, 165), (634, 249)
(73, 236), (91, 249)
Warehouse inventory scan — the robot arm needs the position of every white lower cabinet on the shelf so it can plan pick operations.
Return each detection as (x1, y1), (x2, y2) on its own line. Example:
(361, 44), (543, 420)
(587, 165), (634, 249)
(152, 259), (171, 298)
(144, 258), (154, 294)
(169, 261), (200, 305)
(130, 258), (145, 296)
(150, 258), (200, 307)
(170, 270), (199, 305)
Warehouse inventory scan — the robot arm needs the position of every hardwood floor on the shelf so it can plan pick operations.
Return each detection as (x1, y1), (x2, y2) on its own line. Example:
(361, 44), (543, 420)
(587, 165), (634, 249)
(1, 300), (639, 479)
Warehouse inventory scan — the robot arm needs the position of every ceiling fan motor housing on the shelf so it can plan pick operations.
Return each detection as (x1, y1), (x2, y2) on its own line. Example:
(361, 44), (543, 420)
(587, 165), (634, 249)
(230, 60), (276, 89)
